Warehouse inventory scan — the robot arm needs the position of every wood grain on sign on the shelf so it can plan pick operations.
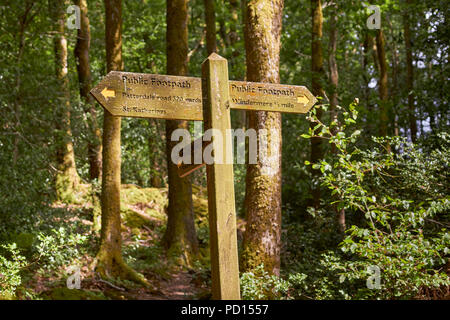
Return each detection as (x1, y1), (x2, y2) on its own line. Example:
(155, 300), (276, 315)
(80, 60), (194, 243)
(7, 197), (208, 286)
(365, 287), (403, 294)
(91, 72), (317, 120)
(229, 80), (317, 114)
(90, 71), (203, 120)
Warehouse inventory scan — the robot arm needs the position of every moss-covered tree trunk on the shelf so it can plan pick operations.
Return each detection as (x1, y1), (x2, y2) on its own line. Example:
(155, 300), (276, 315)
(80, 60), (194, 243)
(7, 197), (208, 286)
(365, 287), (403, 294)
(403, 0), (417, 142)
(241, 0), (284, 276)
(50, 0), (80, 201)
(95, 0), (148, 286)
(163, 0), (199, 266)
(148, 119), (164, 188)
(74, 0), (102, 180)
(310, 0), (325, 208)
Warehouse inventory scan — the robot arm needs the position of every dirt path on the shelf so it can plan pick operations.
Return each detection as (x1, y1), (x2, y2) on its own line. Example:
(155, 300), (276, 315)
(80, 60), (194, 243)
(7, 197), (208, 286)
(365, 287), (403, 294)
(123, 270), (206, 300)
(158, 271), (201, 299)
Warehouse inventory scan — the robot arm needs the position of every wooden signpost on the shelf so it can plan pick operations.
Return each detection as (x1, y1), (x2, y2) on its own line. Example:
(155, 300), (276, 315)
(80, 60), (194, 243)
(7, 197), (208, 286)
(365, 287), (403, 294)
(90, 70), (316, 120)
(91, 53), (317, 300)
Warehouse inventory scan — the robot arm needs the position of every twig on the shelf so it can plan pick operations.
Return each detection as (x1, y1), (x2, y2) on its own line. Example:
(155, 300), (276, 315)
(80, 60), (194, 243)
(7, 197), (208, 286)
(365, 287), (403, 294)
(97, 278), (126, 292)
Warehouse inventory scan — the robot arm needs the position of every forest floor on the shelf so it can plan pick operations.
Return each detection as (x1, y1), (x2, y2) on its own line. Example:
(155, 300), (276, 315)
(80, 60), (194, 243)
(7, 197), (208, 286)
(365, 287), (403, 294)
(16, 184), (217, 300)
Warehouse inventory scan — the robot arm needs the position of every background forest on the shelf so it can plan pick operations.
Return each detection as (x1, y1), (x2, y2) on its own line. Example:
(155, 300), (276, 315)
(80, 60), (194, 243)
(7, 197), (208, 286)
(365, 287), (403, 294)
(0, 0), (449, 300)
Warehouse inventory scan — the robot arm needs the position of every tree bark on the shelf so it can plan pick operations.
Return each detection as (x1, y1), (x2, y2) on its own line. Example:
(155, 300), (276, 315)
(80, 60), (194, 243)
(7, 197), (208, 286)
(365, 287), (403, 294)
(49, 0), (80, 201)
(204, 0), (217, 54)
(96, 0), (148, 286)
(327, 3), (344, 232)
(241, 0), (284, 276)
(375, 29), (389, 139)
(362, 32), (375, 137)
(403, 0), (417, 142)
(163, 0), (199, 266)
(230, 0), (246, 129)
(328, 5), (338, 151)
(310, 0), (324, 208)
(13, 1), (35, 167)
(74, 0), (102, 180)
(148, 119), (164, 188)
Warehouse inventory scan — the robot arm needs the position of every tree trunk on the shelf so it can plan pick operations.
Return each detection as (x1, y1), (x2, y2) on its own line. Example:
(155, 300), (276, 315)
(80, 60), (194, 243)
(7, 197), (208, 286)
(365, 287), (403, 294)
(362, 33), (375, 137)
(310, 0), (324, 208)
(163, 0), (199, 266)
(95, 0), (148, 286)
(13, 2), (34, 167)
(375, 29), (389, 139)
(74, 0), (102, 180)
(403, 0), (417, 142)
(49, 0), (80, 201)
(328, 3), (345, 232)
(230, 0), (246, 129)
(241, 0), (284, 276)
(204, 0), (217, 54)
(148, 119), (164, 188)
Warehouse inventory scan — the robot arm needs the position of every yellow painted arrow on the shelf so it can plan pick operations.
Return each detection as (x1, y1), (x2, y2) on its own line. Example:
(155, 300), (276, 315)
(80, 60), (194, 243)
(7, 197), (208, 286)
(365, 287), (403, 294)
(101, 87), (115, 99)
(297, 94), (309, 105)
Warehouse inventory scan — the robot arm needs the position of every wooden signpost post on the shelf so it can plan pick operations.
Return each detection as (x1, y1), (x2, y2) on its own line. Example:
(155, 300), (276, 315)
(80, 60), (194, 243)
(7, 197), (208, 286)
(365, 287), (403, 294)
(91, 53), (317, 300)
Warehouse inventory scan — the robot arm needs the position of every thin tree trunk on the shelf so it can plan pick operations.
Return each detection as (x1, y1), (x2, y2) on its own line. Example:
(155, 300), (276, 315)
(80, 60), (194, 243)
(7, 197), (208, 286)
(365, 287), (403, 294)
(163, 0), (199, 266)
(310, 0), (324, 208)
(49, 0), (80, 201)
(74, 0), (102, 180)
(13, 1), (35, 166)
(375, 29), (389, 140)
(241, 0), (284, 277)
(204, 0), (217, 54)
(403, 0), (417, 142)
(328, 3), (345, 232)
(328, 5), (338, 152)
(229, 0), (240, 46)
(427, 61), (435, 133)
(95, 0), (148, 286)
(148, 119), (163, 188)
(369, 34), (380, 73)
(362, 33), (375, 137)
(387, 16), (399, 138)
(230, 0), (246, 129)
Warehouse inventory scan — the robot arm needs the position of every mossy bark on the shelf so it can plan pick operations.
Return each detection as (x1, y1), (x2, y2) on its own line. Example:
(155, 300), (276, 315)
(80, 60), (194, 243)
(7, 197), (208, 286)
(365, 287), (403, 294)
(163, 0), (199, 266)
(241, 0), (284, 276)
(148, 119), (164, 188)
(310, 0), (325, 208)
(74, 0), (102, 180)
(95, 0), (148, 287)
(50, 0), (80, 202)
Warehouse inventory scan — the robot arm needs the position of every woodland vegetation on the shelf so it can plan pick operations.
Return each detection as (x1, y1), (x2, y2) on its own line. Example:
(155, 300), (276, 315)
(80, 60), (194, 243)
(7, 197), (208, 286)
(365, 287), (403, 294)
(0, 0), (449, 300)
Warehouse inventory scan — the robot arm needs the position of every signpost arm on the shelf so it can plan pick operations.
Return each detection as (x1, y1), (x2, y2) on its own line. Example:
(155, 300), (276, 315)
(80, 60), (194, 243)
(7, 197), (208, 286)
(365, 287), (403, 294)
(202, 53), (240, 300)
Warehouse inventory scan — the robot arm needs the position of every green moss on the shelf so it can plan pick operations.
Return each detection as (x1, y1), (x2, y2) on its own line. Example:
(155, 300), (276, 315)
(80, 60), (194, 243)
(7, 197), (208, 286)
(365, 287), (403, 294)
(44, 287), (107, 300)
(55, 173), (89, 205)
(119, 186), (168, 228)
(121, 185), (167, 206)
(14, 232), (36, 253)
(90, 185), (170, 229)
(192, 186), (209, 246)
